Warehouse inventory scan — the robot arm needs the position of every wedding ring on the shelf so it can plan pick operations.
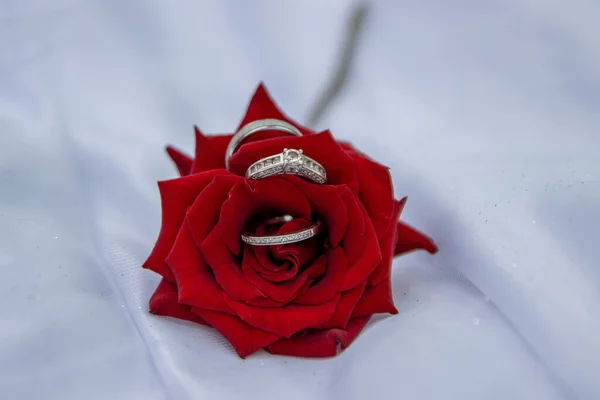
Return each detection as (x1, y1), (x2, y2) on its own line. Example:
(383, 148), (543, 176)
(241, 218), (323, 246)
(225, 119), (302, 170)
(245, 148), (327, 184)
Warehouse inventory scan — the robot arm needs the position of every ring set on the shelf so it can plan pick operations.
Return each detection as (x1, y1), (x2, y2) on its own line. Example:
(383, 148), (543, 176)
(246, 149), (327, 184)
(225, 119), (328, 246)
(241, 216), (323, 246)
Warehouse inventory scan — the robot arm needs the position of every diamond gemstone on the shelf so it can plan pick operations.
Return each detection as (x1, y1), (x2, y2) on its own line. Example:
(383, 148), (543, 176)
(285, 149), (300, 161)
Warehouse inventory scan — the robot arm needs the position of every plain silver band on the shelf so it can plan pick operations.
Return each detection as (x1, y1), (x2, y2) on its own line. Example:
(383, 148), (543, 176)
(225, 119), (302, 170)
(241, 219), (323, 246)
(245, 149), (327, 184)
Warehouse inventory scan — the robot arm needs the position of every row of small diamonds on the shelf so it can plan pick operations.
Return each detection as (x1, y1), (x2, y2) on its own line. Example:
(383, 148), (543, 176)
(297, 165), (326, 183)
(243, 229), (313, 245)
(303, 156), (326, 175)
(250, 166), (325, 183)
(249, 164), (284, 180)
(249, 156), (282, 173)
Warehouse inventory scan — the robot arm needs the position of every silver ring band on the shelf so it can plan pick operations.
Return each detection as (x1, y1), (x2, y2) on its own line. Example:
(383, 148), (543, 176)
(245, 148), (327, 184)
(225, 119), (302, 170)
(241, 218), (323, 246)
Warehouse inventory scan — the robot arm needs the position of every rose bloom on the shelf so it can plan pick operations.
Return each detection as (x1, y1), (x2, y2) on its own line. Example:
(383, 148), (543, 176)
(143, 85), (437, 358)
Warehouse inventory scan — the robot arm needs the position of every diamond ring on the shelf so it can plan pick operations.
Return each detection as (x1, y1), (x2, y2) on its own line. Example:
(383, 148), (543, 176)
(245, 148), (327, 184)
(225, 119), (302, 170)
(241, 216), (323, 246)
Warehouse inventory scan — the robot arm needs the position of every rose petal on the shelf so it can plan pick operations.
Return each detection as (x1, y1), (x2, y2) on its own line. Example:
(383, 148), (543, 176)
(293, 248), (347, 305)
(340, 143), (395, 239)
(191, 307), (280, 358)
(267, 219), (318, 273)
(200, 228), (265, 302)
(149, 279), (208, 325)
(353, 279), (398, 316)
(236, 83), (313, 135)
(245, 296), (288, 308)
(395, 221), (438, 255)
(338, 141), (363, 157)
(369, 198), (404, 286)
(228, 131), (359, 193)
(305, 254), (328, 278)
(341, 206), (382, 291)
(248, 224), (285, 276)
(366, 156), (392, 187)
(219, 179), (312, 255)
(186, 174), (242, 245)
(166, 146), (192, 176)
(250, 250), (293, 281)
(312, 281), (367, 330)
(257, 254), (325, 290)
(190, 126), (233, 174)
(142, 170), (232, 281)
(353, 155), (394, 239)
(223, 293), (341, 338)
(166, 225), (233, 314)
(272, 254), (327, 297)
(241, 247), (309, 303)
(265, 316), (371, 357)
(337, 186), (366, 265)
(341, 142), (391, 181)
(249, 252), (295, 282)
(288, 176), (349, 247)
(250, 219), (317, 282)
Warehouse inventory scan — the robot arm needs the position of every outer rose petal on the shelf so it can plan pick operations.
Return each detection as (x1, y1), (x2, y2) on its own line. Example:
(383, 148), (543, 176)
(219, 179), (312, 255)
(186, 174), (242, 245)
(142, 170), (233, 281)
(353, 155), (395, 239)
(341, 206), (382, 291)
(395, 221), (438, 255)
(189, 127), (233, 174)
(368, 198), (405, 286)
(166, 146), (192, 176)
(166, 225), (233, 314)
(337, 186), (366, 265)
(265, 316), (371, 357)
(338, 141), (364, 157)
(353, 279), (398, 317)
(236, 83), (314, 135)
(245, 297), (288, 308)
(312, 281), (367, 330)
(227, 131), (359, 193)
(341, 142), (396, 240)
(191, 307), (280, 358)
(149, 279), (208, 325)
(223, 293), (341, 338)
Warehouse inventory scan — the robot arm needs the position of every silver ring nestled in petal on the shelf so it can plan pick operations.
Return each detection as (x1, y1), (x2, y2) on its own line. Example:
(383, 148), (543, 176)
(225, 119), (302, 170)
(245, 148), (327, 184)
(241, 218), (323, 246)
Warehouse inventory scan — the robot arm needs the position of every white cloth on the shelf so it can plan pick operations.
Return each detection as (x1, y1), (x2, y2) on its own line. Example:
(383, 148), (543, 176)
(1, 1), (599, 399)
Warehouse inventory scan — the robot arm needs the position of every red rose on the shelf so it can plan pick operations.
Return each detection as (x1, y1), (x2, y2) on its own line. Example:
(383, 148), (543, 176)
(143, 84), (437, 358)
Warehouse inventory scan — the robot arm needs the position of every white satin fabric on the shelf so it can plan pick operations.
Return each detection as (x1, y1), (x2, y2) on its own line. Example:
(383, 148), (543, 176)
(1, 1), (599, 399)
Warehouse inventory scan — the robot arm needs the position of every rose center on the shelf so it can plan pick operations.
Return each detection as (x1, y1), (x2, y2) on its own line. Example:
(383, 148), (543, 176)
(244, 216), (322, 280)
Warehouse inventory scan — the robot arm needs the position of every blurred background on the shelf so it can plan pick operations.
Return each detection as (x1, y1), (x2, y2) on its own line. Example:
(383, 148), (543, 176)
(1, 1), (599, 399)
